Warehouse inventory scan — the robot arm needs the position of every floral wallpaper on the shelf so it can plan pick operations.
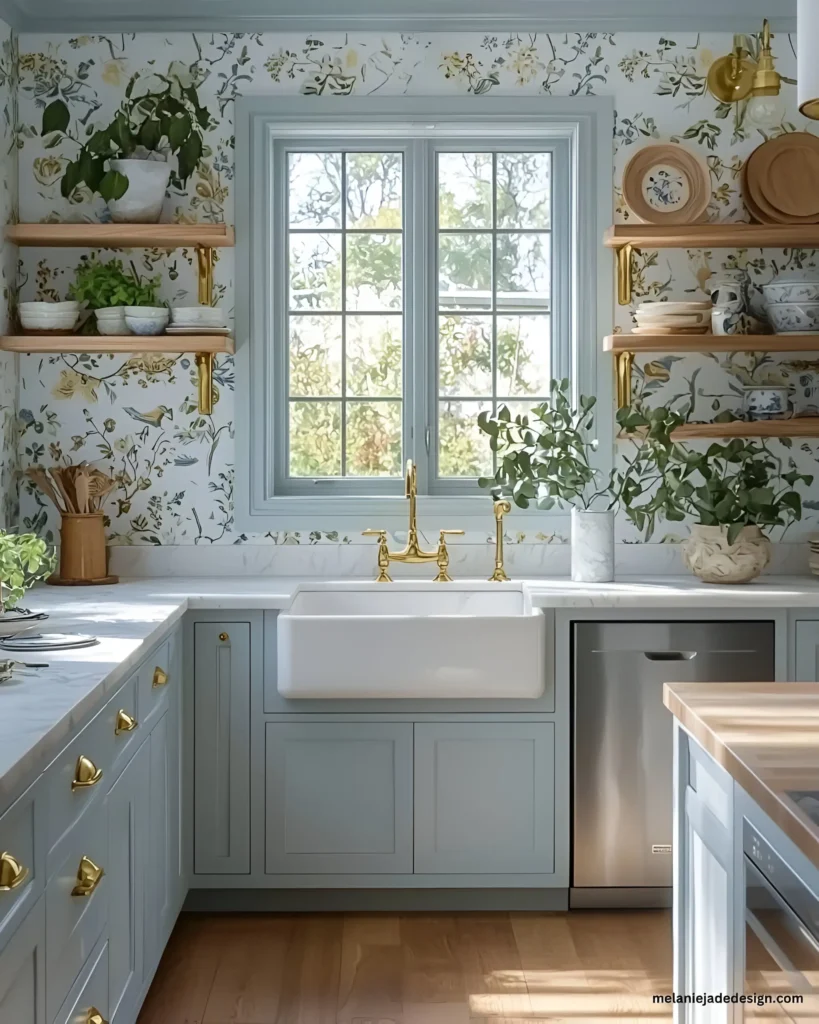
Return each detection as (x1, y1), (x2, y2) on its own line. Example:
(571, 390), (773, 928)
(0, 21), (17, 530)
(10, 29), (819, 549)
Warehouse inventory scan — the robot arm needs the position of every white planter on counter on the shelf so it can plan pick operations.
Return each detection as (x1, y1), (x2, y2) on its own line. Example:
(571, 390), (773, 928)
(107, 158), (171, 223)
(571, 508), (614, 583)
(681, 523), (772, 584)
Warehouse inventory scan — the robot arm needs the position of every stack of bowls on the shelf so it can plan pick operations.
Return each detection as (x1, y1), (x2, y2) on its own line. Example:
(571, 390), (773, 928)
(762, 278), (819, 335)
(809, 534), (819, 576)
(168, 306), (228, 333)
(632, 300), (712, 335)
(19, 301), (80, 333)
(124, 306), (170, 336)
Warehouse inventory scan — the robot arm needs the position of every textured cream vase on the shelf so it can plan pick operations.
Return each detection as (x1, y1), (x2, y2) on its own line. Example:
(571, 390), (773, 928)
(681, 524), (771, 584)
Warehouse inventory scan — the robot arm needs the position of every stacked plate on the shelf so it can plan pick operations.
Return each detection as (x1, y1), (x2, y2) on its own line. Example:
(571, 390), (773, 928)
(809, 535), (819, 576)
(168, 306), (229, 335)
(744, 133), (819, 225)
(633, 300), (712, 335)
(0, 632), (99, 652)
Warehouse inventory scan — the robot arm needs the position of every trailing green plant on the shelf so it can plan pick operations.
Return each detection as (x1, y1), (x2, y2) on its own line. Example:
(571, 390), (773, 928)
(41, 65), (213, 203)
(0, 531), (55, 611)
(68, 257), (161, 311)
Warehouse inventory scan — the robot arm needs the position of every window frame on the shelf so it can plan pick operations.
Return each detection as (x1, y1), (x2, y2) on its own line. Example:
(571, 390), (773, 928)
(235, 96), (613, 533)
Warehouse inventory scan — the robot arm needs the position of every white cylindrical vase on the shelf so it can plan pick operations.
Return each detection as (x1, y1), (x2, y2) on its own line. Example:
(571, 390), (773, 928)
(799, 0), (819, 119)
(571, 508), (614, 583)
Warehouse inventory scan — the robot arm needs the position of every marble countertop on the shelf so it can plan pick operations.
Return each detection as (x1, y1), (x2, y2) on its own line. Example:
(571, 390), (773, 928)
(664, 682), (819, 868)
(3, 573), (819, 814)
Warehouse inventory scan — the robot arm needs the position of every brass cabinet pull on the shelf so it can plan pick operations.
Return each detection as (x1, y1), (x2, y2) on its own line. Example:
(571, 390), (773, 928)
(219, 632), (229, 642)
(152, 666), (169, 688)
(0, 851), (29, 891)
(86, 1008), (108, 1024)
(114, 709), (137, 736)
(71, 855), (104, 897)
(72, 755), (103, 790)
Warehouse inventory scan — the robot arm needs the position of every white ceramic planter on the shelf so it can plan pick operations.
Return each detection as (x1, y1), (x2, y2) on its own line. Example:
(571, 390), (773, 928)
(681, 524), (771, 584)
(571, 508), (614, 583)
(95, 305), (127, 336)
(107, 158), (171, 223)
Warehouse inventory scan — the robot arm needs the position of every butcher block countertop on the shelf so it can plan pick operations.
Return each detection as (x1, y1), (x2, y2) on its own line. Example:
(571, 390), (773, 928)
(664, 682), (819, 867)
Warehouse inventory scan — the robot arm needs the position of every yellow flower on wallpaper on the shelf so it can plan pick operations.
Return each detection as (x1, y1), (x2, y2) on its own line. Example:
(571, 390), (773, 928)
(643, 361), (672, 383)
(345, 49), (359, 69)
(508, 44), (544, 86)
(51, 369), (100, 402)
(32, 156), (64, 187)
(101, 59), (129, 86)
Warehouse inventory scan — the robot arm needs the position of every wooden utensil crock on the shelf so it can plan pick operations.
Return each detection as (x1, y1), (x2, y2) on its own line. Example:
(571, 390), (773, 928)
(54, 513), (115, 584)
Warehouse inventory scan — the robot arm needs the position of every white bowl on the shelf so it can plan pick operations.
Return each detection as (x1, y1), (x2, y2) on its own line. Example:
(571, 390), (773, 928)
(19, 300), (79, 313)
(19, 309), (79, 330)
(124, 305), (168, 319)
(637, 300), (712, 315)
(125, 310), (170, 336)
(96, 317), (128, 336)
(763, 278), (819, 305)
(95, 305), (126, 318)
(767, 302), (819, 334)
(170, 305), (224, 325)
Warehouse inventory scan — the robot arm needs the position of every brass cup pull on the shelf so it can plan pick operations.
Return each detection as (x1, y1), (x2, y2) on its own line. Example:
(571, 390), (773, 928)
(0, 851), (29, 891)
(87, 1009), (108, 1024)
(72, 755), (103, 790)
(114, 709), (137, 736)
(71, 855), (104, 897)
(152, 666), (169, 688)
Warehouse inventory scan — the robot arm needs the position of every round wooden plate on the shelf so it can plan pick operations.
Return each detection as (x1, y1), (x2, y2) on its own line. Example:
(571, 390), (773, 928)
(745, 134), (819, 224)
(622, 144), (711, 225)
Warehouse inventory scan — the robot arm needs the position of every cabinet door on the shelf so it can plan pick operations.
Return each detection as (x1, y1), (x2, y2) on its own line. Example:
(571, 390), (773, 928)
(168, 628), (186, 916)
(414, 723), (555, 874)
(265, 723), (413, 874)
(0, 897), (45, 1024)
(795, 620), (819, 681)
(107, 737), (149, 1024)
(146, 711), (179, 969)
(193, 622), (251, 875)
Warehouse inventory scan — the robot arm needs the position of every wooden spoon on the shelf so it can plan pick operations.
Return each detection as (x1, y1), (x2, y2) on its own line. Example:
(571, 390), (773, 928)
(48, 467), (75, 513)
(26, 467), (66, 513)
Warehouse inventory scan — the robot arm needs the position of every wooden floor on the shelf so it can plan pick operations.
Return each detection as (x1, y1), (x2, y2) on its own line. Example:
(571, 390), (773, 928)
(137, 909), (674, 1024)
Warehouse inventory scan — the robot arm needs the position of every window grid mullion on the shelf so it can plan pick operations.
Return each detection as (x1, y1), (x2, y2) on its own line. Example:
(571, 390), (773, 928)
(340, 152), (348, 477)
(491, 151), (499, 475)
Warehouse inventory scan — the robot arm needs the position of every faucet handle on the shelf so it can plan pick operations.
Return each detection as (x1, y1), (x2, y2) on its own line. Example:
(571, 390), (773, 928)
(433, 530), (464, 584)
(440, 529), (465, 538)
(362, 529), (392, 583)
(362, 529), (387, 539)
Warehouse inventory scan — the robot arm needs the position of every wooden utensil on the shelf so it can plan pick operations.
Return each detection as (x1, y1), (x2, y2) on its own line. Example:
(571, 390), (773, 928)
(26, 467), (66, 513)
(74, 467), (91, 514)
(48, 467), (75, 513)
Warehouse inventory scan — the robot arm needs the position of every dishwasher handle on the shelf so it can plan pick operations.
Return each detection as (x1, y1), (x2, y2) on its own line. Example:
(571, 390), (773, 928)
(643, 651), (697, 662)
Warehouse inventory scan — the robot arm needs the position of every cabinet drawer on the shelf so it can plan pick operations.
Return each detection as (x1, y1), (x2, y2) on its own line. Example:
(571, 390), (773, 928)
(103, 671), (141, 782)
(54, 936), (108, 1024)
(0, 777), (43, 955)
(46, 707), (112, 860)
(137, 638), (172, 732)
(0, 895), (46, 1022)
(46, 799), (107, 1023)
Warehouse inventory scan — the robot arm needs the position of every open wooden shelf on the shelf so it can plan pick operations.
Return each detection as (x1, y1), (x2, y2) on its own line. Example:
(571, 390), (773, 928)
(604, 224), (819, 250)
(620, 420), (819, 441)
(0, 335), (234, 354)
(605, 333), (819, 354)
(5, 223), (234, 248)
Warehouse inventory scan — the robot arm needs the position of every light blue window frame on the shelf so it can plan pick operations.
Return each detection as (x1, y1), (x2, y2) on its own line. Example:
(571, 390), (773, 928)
(235, 97), (613, 533)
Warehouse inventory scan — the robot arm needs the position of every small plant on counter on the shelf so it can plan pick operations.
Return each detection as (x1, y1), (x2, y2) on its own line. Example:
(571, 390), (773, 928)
(0, 530), (55, 612)
(69, 257), (160, 310)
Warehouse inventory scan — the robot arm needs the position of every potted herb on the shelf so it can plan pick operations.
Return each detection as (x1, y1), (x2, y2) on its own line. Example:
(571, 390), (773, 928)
(68, 257), (162, 335)
(0, 530), (55, 613)
(41, 64), (212, 222)
(618, 405), (813, 584)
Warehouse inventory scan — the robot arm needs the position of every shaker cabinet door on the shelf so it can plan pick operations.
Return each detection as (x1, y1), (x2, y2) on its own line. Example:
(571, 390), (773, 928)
(0, 898), (45, 1024)
(795, 620), (819, 681)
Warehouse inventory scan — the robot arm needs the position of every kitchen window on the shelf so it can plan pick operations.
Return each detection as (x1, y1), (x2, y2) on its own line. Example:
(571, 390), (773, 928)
(235, 98), (610, 530)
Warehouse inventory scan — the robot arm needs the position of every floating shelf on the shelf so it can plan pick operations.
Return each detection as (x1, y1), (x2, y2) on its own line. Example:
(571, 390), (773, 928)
(620, 420), (819, 441)
(605, 334), (819, 354)
(5, 223), (234, 248)
(0, 335), (234, 354)
(604, 224), (819, 250)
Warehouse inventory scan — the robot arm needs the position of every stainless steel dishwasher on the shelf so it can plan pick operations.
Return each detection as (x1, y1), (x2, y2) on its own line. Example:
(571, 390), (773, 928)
(572, 620), (775, 907)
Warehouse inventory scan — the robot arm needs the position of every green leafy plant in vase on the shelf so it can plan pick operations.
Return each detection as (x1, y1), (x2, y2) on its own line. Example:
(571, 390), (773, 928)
(41, 64), (213, 222)
(0, 530), (55, 613)
(68, 257), (162, 335)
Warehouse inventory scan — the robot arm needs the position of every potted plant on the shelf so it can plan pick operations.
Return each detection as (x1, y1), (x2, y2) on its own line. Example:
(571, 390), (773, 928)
(618, 405), (813, 584)
(41, 65), (212, 223)
(68, 256), (162, 335)
(0, 530), (55, 613)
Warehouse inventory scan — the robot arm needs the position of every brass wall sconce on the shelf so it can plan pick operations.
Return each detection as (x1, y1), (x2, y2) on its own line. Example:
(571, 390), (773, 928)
(707, 20), (785, 129)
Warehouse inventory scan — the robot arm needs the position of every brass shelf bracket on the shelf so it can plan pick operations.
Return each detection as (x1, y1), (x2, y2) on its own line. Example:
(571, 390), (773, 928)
(196, 352), (214, 415)
(195, 246), (217, 413)
(615, 242), (634, 306)
(615, 350), (634, 409)
(196, 246), (215, 306)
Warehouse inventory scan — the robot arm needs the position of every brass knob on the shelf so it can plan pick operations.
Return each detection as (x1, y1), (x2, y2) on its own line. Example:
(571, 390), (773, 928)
(114, 709), (137, 736)
(71, 855), (104, 897)
(219, 632), (229, 642)
(72, 755), (103, 790)
(87, 1009), (108, 1024)
(0, 851), (29, 891)
(152, 666), (169, 688)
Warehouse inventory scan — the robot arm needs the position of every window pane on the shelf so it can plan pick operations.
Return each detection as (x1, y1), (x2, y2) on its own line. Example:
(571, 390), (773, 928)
(346, 152), (402, 229)
(496, 153), (551, 229)
(289, 402), (342, 477)
(346, 233), (402, 311)
(438, 315), (492, 397)
(496, 233), (551, 311)
(289, 315), (342, 397)
(289, 233), (341, 310)
(438, 152), (492, 229)
(438, 400), (493, 477)
(438, 233), (492, 310)
(347, 402), (402, 476)
(346, 315), (402, 397)
(497, 315), (551, 397)
(288, 152), (341, 229)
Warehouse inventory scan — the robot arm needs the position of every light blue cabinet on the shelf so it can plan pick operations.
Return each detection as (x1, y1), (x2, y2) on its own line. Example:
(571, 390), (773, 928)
(193, 622), (251, 875)
(414, 723), (556, 875)
(264, 722), (413, 874)
(107, 738), (149, 1024)
(0, 896), (45, 1023)
(795, 620), (819, 681)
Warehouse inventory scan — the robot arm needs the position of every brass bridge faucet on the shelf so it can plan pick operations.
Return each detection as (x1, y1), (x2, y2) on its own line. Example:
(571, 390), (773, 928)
(363, 460), (464, 582)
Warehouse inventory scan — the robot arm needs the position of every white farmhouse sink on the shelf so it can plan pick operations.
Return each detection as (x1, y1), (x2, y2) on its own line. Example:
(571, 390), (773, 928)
(276, 581), (545, 699)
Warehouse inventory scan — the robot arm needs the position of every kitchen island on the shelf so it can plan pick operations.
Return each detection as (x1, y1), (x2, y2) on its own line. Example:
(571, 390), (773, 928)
(665, 683), (819, 1022)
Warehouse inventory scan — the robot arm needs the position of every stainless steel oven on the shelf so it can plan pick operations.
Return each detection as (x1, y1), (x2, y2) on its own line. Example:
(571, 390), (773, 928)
(744, 819), (819, 1020)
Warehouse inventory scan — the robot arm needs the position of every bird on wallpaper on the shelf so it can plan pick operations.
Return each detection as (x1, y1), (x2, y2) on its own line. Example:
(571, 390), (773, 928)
(123, 405), (173, 427)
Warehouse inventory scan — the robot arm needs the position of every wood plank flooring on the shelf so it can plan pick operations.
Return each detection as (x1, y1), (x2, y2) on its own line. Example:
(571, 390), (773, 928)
(137, 910), (673, 1024)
